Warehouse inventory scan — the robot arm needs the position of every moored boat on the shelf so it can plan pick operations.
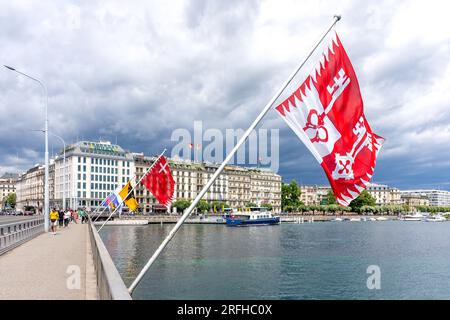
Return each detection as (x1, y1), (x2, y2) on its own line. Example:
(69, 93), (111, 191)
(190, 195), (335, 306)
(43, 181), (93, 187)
(425, 215), (446, 222)
(400, 213), (424, 221)
(226, 207), (280, 226)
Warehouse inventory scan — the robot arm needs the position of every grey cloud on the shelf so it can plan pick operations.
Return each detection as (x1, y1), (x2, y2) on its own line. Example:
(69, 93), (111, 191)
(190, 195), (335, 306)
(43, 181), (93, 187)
(0, 0), (449, 190)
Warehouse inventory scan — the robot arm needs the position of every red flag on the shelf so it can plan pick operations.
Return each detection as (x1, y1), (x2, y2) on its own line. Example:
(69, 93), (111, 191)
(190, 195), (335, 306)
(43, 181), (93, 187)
(141, 156), (175, 207)
(275, 33), (384, 206)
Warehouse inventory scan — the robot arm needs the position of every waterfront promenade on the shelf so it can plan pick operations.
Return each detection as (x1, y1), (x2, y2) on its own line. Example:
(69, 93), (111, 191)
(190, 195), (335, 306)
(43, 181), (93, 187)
(0, 223), (98, 299)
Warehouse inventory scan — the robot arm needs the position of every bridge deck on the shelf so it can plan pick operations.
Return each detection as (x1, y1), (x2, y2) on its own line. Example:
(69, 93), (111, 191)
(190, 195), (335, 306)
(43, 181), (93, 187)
(0, 223), (98, 300)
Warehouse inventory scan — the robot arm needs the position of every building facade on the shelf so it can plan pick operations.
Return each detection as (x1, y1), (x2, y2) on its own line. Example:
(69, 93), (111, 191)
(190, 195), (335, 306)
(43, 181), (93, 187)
(53, 140), (134, 210)
(366, 183), (402, 206)
(300, 185), (331, 205)
(14, 140), (282, 213)
(400, 190), (450, 207)
(249, 169), (282, 210)
(401, 193), (430, 208)
(16, 165), (45, 213)
(133, 154), (281, 213)
(0, 173), (18, 207)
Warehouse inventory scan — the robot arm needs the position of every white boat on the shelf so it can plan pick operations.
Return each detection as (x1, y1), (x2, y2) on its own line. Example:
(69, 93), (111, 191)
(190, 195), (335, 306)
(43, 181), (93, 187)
(369, 217), (377, 221)
(376, 217), (388, 221)
(425, 215), (446, 222)
(400, 213), (424, 221)
(350, 217), (361, 222)
(332, 217), (343, 222)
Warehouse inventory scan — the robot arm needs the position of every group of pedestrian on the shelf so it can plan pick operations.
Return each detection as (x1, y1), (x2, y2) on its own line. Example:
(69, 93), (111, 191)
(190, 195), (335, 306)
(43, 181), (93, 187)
(49, 207), (88, 234)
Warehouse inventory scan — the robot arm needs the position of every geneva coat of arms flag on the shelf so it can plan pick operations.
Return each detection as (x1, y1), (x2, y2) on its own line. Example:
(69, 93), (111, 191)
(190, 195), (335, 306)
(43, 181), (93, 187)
(141, 156), (175, 207)
(275, 33), (384, 206)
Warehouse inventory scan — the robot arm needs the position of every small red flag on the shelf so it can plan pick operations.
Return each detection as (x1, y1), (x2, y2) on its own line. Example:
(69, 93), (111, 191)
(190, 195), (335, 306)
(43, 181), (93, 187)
(141, 156), (175, 207)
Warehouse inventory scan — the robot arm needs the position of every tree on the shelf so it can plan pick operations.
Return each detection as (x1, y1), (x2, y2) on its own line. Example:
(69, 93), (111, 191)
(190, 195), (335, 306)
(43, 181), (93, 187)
(349, 190), (376, 213)
(196, 200), (210, 213)
(281, 180), (302, 210)
(4, 193), (16, 208)
(261, 203), (273, 211)
(245, 203), (258, 208)
(326, 190), (337, 205)
(172, 199), (191, 213)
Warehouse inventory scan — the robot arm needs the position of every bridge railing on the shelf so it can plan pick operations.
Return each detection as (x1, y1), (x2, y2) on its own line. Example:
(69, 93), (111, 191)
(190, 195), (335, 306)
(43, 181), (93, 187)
(88, 217), (132, 300)
(0, 217), (45, 256)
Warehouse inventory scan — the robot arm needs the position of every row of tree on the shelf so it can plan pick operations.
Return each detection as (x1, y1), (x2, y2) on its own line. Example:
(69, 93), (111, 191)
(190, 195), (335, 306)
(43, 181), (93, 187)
(280, 180), (450, 214)
(171, 199), (273, 214)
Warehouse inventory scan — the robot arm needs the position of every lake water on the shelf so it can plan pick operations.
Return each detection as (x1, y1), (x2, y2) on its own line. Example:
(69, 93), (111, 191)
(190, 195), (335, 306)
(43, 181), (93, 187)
(100, 221), (450, 299)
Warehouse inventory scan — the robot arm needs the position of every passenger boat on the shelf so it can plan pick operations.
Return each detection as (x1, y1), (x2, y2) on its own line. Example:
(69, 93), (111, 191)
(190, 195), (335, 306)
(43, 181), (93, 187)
(226, 207), (280, 226)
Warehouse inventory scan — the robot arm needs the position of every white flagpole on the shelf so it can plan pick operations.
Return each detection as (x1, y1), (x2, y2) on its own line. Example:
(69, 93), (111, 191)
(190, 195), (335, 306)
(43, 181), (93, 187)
(127, 15), (342, 294)
(92, 198), (109, 222)
(92, 171), (143, 222)
(97, 149), (167, 232)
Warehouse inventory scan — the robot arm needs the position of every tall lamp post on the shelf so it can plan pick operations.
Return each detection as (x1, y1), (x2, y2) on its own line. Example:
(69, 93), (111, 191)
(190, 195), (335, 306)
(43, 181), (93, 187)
(5, 65), (49, 232)
(51, 133), (66, 211)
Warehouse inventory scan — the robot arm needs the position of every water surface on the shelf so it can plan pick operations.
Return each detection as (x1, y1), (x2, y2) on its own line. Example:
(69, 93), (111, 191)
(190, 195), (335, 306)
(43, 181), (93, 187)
(101, 221), (450, 299)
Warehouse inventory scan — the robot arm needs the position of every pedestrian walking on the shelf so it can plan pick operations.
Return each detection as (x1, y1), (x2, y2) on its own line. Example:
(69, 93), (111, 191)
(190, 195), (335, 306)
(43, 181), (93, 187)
(78, 208), (87, 224)
(64, 210), (71, 227)
(72, 209), (79, 223)
(49, 208), (59, 234)
(58, 209), (64, 227)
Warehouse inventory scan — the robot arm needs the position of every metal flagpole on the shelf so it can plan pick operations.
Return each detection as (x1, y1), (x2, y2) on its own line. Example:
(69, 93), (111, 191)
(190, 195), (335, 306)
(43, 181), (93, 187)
(92, 200), (108, 222)
(92, 169), (143, 222)
(97, 149), (167, 232)
(127, 15), (342, 294)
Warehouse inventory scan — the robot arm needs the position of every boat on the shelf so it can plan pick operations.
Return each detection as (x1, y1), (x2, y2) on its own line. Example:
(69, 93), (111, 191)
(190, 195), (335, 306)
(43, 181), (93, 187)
(425, 215), (446, 222)
(350, 217), (361, 222)
(400, 213), (424, 221)
(332, 217), (343, 222)
(226, 207), (280, 226)
(376, 217), (388, 221)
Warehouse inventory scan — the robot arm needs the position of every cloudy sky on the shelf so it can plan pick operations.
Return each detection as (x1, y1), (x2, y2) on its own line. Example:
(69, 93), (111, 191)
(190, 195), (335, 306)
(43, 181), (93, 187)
(0, 0), (449, 190)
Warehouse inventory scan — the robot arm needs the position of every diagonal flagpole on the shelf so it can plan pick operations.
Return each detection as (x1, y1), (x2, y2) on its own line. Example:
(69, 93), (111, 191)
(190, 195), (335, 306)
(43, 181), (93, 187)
(127, 15), (342, 294)
(97, 149), (167, 232)
(92, 172), (140, 222)
(92, 198), (109, 222)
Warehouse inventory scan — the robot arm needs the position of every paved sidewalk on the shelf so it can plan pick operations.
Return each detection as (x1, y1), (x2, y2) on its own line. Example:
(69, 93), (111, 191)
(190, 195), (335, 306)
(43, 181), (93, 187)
(0, 222), (98, 300)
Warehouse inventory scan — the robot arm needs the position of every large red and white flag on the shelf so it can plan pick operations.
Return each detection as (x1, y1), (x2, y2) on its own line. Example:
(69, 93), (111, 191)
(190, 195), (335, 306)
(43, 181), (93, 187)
(141, 156), (175, 207)
(275, 33), (384, 206)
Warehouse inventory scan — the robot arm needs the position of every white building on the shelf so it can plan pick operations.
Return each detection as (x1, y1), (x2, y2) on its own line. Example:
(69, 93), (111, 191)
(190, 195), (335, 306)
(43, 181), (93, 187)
(400, 190), (450, 207)
(366, 183), (402, 206)
(53, 140), (134, 210)
(0, 173), (18, 207)
(300, 185), (331, 205)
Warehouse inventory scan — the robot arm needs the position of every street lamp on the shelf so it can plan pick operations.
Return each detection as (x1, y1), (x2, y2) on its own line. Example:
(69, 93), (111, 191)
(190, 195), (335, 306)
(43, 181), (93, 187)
(32, 130), (66, 211)
(5, 65), (50, 232)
